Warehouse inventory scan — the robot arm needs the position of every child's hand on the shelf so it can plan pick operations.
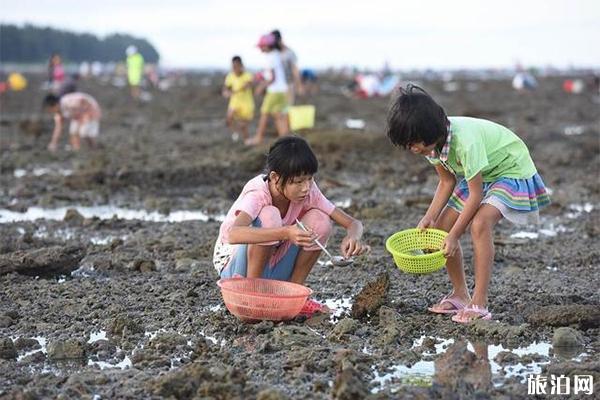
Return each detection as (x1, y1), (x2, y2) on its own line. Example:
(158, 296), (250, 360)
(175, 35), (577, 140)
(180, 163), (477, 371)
(417, 215), (435, 230)
(442, 234), (459, 257)
(286, 225), (317, 248)
(340, 235), (369, 258)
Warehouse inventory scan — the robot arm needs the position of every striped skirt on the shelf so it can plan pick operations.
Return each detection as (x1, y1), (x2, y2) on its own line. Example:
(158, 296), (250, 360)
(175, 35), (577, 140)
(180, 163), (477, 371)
(448, 173), (551, 225)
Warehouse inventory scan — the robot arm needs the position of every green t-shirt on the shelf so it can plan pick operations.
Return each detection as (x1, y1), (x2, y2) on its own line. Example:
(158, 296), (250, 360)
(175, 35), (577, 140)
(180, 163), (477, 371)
(428, 117), (537, 182)
(127, 53), (144, 77)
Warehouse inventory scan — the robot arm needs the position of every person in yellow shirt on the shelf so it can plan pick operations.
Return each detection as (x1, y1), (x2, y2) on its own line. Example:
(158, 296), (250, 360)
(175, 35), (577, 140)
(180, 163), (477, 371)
(222, 56), (255, 142)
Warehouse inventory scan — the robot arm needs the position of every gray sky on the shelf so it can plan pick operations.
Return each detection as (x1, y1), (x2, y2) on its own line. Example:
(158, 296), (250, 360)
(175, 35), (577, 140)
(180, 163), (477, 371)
(2, 0), (599, 69)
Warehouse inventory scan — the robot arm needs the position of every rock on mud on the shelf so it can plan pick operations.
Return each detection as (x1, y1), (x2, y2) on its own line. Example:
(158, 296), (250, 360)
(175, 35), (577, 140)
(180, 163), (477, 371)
(0, 245), (86, 277)
(63, 208), (85, 225)
(151, 362), (250, 399)
(351, 272), (389, 319)
(47, 339), (86, 360)
(377, 306), (402, 346)
(108, 314), (144, 336)
(469, 319), (528, 345)
(552, 327), (585, 348)
(257, 388), (288, 400)
(528, 305), (600, 329)
(331, 349), (370, 400)
(0, 338), (17, 360)
(434, 340), (491, 392)
(328, 318), (358, 341)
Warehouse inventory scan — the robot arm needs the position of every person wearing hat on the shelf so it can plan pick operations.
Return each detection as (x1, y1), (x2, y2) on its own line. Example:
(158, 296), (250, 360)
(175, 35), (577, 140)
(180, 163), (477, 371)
(126, 45), (144, 100)
(245, 33), (290, 146)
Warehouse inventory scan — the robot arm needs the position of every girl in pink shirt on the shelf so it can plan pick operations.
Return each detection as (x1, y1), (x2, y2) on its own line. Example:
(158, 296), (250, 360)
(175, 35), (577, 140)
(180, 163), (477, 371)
(214, 136), (369, 315)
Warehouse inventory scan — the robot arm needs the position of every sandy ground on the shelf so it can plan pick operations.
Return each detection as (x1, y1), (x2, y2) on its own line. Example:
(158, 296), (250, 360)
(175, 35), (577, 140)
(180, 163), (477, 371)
(0, 73), (599, 399)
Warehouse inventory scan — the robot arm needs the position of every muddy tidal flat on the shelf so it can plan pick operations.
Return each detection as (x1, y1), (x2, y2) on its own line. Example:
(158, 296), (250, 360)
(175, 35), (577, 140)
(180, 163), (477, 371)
(1, 74), (599, 399)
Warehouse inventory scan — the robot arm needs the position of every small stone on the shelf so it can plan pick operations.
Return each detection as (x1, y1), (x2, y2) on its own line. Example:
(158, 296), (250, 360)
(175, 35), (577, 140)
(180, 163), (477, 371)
(47, 339), (86, 360)
(130, 258), (156, 273)
(64, 208), (85, 225)
(14, 337), (41, 351)
(175, 258), (200, 272)
(0, 316), (14, 328)
(108, 314), (144, 336)
(552, 327), (585, 348)
(329, 318), (358, 340)
(0, 337), (18, 360)
(257, 388), (288, 400)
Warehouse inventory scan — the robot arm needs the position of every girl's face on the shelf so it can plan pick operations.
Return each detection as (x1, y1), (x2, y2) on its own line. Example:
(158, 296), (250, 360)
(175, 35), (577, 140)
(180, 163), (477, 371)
(409, 142), (436, 156)
(271, 172), (313, 202)
(231, 62), (244, 75)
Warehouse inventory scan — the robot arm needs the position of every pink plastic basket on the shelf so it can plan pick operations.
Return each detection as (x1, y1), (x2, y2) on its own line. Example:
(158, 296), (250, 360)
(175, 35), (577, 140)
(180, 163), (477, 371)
(217, 278), (312, 322)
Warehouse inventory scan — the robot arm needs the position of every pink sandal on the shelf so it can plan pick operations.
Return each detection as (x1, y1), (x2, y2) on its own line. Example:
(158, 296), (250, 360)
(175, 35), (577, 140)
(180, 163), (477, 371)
(299, 298), (331, 318)
(427, 294), (468, 314)
(451, 305), (492, 324)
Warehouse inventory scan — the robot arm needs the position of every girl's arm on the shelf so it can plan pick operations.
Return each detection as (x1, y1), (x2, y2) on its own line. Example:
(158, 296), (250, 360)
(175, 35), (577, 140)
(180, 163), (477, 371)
(255, 69), (274, 95)
(227, 211), (315, 247)
(418, 164), (456, 228)
(329, 208), (369, 258)
(442, 173), (484, 257)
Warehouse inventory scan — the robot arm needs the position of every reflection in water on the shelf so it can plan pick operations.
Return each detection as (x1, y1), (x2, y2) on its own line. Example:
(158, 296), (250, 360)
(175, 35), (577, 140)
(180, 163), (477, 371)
(370, 337), (588, 393)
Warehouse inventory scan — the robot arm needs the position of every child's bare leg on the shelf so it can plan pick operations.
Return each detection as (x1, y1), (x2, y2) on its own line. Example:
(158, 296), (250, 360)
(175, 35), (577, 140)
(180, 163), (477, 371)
(468, 204), (503, 309)
(431, 207), (470, 310)
(274, 113), (289, 136)
(289, 208), (332, 284)
(226, 109), (234, 130)
(70, 133), (81, 151)
(238, 120), (249, 141)
(248, 113), (269, 145)
(289, 250), (321, 284)
(246, 244), (274, 278)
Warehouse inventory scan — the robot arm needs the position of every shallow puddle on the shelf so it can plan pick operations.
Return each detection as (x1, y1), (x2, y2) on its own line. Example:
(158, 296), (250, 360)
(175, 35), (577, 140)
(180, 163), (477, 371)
(13, 167), (73, 178)
(323, 297), (353, 322)
(0, 205), (225, 223)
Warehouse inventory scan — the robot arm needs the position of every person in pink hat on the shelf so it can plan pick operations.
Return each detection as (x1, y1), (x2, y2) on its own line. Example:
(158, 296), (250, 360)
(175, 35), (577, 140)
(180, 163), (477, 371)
(245, 33), (290, 146)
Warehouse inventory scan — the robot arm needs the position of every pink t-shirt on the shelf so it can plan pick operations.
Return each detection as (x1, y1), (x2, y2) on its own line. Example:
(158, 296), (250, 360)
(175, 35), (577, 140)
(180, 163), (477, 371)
(59, 92), (101, 121)
(218, 175), (335, 244)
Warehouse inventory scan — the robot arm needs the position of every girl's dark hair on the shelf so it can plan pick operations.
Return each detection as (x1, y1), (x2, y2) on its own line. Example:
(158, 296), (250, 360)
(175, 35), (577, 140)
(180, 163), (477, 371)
(265, 135), (318, 187)
(386, 84), (449, 149)
(232, 55), (242, 64)
(43, 94), (60, 108)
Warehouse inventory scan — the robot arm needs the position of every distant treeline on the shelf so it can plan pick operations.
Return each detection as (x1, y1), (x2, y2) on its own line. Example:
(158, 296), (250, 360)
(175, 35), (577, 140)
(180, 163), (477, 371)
(0, 24), (160, 63)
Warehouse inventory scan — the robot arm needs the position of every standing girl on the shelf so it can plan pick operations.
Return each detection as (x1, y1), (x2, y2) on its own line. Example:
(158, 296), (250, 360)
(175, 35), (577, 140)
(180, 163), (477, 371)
(386, 85), (550, 323)
(245, 33), (289, 146)
(213, 136), (369, 315)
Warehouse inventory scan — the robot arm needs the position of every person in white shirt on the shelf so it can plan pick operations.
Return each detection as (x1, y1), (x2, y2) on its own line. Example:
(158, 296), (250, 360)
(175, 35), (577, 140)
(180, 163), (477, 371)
(246, 33), (290, 146)
(271, 29), (303, 104)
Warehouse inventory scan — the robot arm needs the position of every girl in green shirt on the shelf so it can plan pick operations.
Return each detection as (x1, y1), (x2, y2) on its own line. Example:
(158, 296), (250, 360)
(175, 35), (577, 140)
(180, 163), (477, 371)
(386, 85), (550, 323)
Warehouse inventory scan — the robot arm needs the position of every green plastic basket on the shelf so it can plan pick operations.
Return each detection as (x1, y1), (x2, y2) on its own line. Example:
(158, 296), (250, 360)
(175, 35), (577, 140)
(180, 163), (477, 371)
(385, 228), (448, 274)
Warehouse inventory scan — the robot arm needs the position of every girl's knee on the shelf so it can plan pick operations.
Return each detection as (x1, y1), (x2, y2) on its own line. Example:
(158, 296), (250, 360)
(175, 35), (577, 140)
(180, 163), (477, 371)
(470, 217), (492, 238)
(258, 205), (282, 228)
(300, 209), (332, 248)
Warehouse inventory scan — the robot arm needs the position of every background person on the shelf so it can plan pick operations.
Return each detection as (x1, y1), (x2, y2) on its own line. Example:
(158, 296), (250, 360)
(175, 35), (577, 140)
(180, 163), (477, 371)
(222, 56), (255, 142)
(246, 33), (289, 146)
(126, 45), (145, 100)
(44, 92), (101, 152)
